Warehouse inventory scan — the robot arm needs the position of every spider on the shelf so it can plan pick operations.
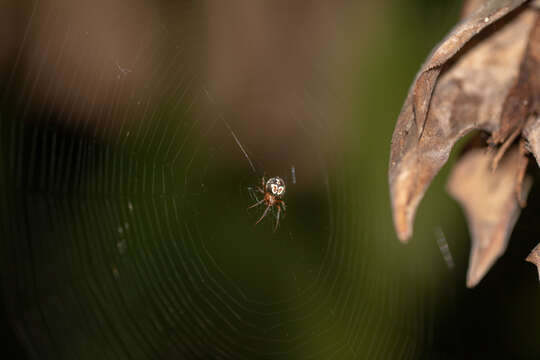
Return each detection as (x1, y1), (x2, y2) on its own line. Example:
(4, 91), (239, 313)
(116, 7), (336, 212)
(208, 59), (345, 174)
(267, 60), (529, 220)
(248, 176), (286, 231)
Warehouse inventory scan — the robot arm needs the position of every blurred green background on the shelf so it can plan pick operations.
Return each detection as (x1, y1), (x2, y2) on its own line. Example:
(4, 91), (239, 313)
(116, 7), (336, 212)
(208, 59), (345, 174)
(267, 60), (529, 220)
(1, 0), (540, 359)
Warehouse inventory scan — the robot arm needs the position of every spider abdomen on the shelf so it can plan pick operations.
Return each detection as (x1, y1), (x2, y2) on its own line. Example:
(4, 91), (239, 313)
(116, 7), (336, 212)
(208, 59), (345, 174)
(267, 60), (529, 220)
(265, 177), (286, 198)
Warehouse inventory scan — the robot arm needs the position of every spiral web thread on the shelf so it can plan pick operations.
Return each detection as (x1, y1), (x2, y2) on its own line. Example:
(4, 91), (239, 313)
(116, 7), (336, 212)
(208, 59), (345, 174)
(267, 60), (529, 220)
(0, 1), (458, 359)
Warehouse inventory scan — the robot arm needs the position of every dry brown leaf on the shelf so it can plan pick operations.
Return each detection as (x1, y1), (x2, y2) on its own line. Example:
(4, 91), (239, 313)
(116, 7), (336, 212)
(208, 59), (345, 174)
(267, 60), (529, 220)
(389, 5), (535, 242)
(447, 146), (531, 287)
(410, 0), (528, 136)
(492, 13), (540, 146)
(526, 243), (540, 281)
(524, 116), (540, 165)
(389, 0), (540, 286)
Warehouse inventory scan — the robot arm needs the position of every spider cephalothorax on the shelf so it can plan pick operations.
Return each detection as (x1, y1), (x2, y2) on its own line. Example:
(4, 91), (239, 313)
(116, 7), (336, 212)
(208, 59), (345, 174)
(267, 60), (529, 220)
(248, 177), (287, 231)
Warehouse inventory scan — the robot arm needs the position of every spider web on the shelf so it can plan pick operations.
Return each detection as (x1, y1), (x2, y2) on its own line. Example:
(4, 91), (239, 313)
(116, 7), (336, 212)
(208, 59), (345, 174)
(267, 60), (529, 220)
(4, 1), (539, 360)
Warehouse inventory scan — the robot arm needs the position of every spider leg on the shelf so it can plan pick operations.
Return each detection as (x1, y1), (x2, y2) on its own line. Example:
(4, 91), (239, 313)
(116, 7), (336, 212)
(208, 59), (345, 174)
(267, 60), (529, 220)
(261, 177), (266, 189)
(255, 205), (271, 225)
(256, 186), (265, 194)
(274, 205), (281, 232)
(280, 200), (286, 212)
(248, 198), (265, 210)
